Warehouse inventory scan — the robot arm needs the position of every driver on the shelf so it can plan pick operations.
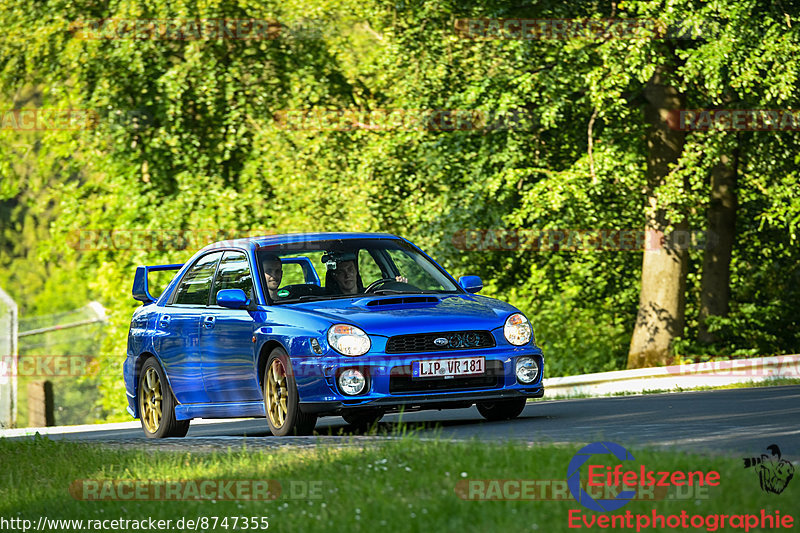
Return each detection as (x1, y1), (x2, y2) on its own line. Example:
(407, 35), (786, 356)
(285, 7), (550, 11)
(333, 259), (360, 294)
(261, 254), (283, 301)
(324, 253), (362, 295)
(324, 252), (408, 295)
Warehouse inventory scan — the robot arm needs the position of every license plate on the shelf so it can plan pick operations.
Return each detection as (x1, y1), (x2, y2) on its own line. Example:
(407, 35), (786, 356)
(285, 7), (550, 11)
(412, 356), (485, 379)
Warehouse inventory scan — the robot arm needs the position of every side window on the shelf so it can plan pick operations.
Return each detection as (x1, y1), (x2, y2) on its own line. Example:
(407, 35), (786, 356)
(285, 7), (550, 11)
(212, 251), (255, 303)
(173, 252), (223, 305)
(358, 249), (384, 285)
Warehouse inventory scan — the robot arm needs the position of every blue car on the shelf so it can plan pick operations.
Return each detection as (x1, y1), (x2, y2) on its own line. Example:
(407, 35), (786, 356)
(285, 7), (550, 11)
(124, 232), (544, 437)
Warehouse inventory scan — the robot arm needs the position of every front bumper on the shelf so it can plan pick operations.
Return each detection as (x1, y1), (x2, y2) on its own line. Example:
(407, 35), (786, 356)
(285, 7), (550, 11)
(301, 385), (544, 414)
(293, 347), (544, 416)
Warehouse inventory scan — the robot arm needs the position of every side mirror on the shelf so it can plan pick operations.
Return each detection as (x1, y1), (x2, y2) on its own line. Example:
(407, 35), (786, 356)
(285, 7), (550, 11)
(216, 289), (250, 309)
(458, 275), (483, 294)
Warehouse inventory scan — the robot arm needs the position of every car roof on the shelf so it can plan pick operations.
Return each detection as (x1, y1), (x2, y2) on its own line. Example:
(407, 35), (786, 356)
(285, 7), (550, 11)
(198, 232), (403, 253)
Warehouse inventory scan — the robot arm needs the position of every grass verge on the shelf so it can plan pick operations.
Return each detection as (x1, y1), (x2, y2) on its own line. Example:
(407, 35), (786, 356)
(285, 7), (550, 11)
(1, 434), (796, 532)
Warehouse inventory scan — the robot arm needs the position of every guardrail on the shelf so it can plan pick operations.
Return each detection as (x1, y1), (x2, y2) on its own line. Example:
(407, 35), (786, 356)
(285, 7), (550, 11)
(542, 354), (800, 397)
(0, 417), (253, 438)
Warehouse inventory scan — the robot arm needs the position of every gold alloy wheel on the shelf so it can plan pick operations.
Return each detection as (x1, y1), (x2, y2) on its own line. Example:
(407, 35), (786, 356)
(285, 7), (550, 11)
(266, 359), (289, 428)
(140, 367), (163, 433)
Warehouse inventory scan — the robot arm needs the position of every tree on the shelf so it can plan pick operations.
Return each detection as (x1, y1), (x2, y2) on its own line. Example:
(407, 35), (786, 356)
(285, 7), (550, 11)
(698, 144), (738, 344)
(627, 60), (689, 368)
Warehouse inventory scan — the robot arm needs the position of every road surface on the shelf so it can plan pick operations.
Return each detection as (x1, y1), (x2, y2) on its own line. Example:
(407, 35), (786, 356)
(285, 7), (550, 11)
(3, 386), (798, 459)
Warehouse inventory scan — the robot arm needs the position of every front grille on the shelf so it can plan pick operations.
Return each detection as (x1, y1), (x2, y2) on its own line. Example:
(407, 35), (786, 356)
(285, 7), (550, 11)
(389, 360), (503, 394)
(385, 330), (495, 353)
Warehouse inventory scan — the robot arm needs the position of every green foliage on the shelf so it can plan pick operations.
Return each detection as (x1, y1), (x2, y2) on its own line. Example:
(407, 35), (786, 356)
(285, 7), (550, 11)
(0, 0), (799, 423)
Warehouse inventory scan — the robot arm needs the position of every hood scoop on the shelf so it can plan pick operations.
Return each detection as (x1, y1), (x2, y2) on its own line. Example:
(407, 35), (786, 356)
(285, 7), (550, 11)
(363, 296), (439, 308)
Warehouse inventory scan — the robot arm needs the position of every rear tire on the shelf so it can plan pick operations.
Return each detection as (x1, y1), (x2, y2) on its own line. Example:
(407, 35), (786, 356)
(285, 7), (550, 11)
(138, 357), (190, 438)
(263, 347), (317, 436)
(476, 397), (527, 422)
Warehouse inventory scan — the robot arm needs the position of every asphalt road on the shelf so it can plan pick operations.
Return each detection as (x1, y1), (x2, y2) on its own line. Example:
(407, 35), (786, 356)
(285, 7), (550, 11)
(5, 386), (799, 459)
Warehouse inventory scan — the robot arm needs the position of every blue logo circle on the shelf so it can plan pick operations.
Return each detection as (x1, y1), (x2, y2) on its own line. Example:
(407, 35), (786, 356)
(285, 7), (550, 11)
(567, 441), (637, 512)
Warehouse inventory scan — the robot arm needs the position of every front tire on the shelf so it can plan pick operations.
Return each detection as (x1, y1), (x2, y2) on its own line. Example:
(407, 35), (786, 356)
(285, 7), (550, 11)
(476, 397), (527, 422)
(264, 347), (317, 436)
(138, 357), (190, 438)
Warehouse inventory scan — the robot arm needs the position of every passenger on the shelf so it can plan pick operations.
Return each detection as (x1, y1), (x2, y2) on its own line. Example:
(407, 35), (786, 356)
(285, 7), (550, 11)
(261, 254), (283, 301)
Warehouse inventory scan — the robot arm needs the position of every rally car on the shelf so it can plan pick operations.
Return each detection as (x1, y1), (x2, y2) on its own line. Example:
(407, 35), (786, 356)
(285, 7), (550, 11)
(124, 232), (544, 437)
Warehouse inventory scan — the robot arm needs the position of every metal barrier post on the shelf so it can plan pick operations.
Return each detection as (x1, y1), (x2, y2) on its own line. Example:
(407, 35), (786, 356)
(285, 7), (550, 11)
(0, 286), (19, 428)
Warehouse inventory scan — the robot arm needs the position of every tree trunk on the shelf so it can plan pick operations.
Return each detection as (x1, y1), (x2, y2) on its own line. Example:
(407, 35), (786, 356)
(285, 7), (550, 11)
(627, 64), (688, 369)
(698, 148), (738, 344)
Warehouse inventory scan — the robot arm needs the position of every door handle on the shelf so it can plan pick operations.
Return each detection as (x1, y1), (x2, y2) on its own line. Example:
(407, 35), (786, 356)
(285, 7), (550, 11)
(202, 315), (216, 329)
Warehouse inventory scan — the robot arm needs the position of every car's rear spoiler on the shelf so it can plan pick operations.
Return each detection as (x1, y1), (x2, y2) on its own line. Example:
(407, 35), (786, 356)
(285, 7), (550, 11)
(132, 263), (184, 303)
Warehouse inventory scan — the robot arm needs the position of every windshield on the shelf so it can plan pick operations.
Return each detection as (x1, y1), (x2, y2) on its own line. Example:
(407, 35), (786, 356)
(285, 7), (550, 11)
(256, 238), (460, 304)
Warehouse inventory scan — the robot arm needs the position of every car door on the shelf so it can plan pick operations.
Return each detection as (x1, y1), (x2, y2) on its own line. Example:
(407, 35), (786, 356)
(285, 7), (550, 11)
(200, 250), (262, 403)
(155, 251), (223, 404)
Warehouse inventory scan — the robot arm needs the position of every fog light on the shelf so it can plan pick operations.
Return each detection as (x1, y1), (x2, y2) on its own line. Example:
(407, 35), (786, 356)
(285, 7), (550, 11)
(338, 368), (366, 395)
(515, 356), (539, 384)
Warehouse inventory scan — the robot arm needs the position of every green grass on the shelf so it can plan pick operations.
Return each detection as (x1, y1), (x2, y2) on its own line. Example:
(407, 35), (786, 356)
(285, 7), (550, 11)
(1, 434), (795, 532)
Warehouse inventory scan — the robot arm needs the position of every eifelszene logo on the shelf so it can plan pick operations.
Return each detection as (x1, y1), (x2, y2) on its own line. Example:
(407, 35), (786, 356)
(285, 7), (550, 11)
(566, 441), (721, 512)
(567, 441), (637, 512)
(742, 444), (795, 494)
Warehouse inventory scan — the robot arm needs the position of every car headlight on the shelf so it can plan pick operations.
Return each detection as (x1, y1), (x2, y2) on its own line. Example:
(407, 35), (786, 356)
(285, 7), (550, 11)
(504, 313), (533, 346)
(338, 368), (367, 395)
(327, 324), (371, 356)
(516, 356), (539, 384)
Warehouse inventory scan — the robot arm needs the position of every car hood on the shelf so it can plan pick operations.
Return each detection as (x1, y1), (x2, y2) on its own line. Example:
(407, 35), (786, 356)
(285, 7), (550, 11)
(286, 294), (518, 336)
